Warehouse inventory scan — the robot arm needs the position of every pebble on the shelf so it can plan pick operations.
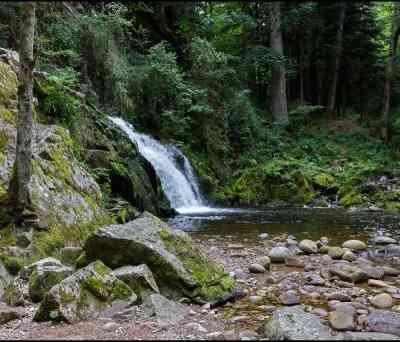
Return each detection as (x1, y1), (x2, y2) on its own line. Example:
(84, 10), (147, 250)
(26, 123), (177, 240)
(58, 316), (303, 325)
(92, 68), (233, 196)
(326, 292), (352, 302)
(312, 308), (328, 317)
(259, 233), (269, 240)
(186, 322), (208, 333)
(368, 279), (391, 288)
(279, 290), (300, 305)
(206, 332), (224, 340)
(248, 296), (262, 304)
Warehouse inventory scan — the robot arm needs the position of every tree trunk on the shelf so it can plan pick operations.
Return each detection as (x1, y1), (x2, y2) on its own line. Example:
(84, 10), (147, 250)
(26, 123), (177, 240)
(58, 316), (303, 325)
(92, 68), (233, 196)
(8, 2), (36, 221)
(327, 2), (346, 119)
(270, 1), (288, 124)
(299, 38), (305, 104)
(382, 3), (400, 143)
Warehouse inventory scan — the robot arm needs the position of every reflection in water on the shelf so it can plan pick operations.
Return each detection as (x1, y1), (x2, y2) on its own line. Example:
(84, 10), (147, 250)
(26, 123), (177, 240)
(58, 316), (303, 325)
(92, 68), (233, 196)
(168, 207), (400, 246)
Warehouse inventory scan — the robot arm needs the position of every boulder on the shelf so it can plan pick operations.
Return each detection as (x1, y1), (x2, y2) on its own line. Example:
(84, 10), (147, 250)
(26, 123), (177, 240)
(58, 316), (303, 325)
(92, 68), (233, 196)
(342, 240), (367, 251)
(143, 293), (188, 327)
(329, 303), (356, 331)
(19, 257), (63, 280)
(264, 305), (336, 340)
(29, 264), (73, 302)
(113, 264), (159, 302)
(367, 310), (400, 336)
(269, 247), (291, 263)
(33, 261), (136, 323)
(84, 212), (235, 303)
(299, 240), (318, 254)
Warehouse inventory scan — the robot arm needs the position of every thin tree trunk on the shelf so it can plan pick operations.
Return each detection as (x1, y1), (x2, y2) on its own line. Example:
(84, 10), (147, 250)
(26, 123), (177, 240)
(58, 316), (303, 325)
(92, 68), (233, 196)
(299, 39), (305, 104)
(327, 2), (346, 119)
(8, 2), (36, 218)
(383, 3), (400, 143)
(270, 1), (288, 124)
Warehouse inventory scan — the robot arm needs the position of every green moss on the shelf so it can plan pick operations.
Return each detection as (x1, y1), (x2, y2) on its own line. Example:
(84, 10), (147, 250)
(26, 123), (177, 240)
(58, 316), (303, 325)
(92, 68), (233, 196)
(339, 189), (366, 207)
(59, 287), (75, 304)
(0, 253), (27, 275)
(159, 226), (235, 302)
(76, 253), (88, 269)
(111, 279), (132, 300)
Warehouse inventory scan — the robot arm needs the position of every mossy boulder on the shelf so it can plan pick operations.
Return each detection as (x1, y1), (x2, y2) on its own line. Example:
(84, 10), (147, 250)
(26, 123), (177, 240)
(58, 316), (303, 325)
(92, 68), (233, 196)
(84, 212), (236, 303)
(28, 265), (73, 303)
(33, 261), (136, 323)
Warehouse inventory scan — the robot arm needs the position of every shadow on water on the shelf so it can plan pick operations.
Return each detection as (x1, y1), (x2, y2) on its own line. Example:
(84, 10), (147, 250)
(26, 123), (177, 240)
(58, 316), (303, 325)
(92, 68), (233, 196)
(168, 207), (400, 245)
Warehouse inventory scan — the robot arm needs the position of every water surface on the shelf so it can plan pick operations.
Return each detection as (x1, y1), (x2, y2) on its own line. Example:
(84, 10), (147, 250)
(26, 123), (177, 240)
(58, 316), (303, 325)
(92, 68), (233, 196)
(168, 207), (400, 246)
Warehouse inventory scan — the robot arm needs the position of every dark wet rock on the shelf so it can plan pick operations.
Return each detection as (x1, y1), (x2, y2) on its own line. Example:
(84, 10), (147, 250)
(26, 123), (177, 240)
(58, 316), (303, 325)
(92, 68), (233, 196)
(264, 305), (336, 340)
(143, 293), (188, 327)
(367, 310), (400, 336)
(0, 303), (21, 325)
(113, 264), (159, 302)
(34, 261), (136, 323)
(84, 212), (235, 303)
(342, 332), (400, 340)
(279, 290), (300, 305)
(269, 247), (291, 262)
(299, 240), (318, 254)
(329, 303), (356, 331)
(248, 264), (266, 274)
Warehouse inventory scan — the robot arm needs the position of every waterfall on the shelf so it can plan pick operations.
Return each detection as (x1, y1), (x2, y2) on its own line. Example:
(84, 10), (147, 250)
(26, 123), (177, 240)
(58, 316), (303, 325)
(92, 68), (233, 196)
(109, 117), (211, 214)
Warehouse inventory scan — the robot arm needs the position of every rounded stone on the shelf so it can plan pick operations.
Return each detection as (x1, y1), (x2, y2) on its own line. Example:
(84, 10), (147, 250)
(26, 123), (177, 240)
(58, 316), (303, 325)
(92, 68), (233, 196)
(328, 247), (344, 259)
(299, 240), (318, 254)
(342, 251), (357, 262)
(375, 236), (397, 245)
(248, 264), (266, 274)
(370, 293), (393, 309)
(269, 247), (291, 263)
(256, 256), (271, 269)
(342, 240), (367, 251)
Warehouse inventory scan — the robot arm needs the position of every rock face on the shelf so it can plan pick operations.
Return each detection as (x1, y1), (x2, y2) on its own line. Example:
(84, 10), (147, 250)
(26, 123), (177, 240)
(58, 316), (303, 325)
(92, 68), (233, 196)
(0, 60), (103, 229)
(264, 305), (336, 340)
(113, 264), (159, 302)
(84, 212), (235, 303)
(367, 310), (400, 336)
(34, 261), (136, 323)
(143, 293), (188, 327)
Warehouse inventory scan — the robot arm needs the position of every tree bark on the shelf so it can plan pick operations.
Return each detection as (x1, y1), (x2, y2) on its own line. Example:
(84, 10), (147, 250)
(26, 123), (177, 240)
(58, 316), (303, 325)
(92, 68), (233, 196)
(327, 2), (346, 119)
(270, 1), (288, 124)
(382, 3), (400, 143)
(299, 39), (305, 104)
(8, 2), (36, 219)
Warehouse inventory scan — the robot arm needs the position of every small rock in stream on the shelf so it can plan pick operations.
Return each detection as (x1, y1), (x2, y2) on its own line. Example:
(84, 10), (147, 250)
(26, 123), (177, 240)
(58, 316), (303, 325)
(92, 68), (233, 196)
(248, 264), (266, 274)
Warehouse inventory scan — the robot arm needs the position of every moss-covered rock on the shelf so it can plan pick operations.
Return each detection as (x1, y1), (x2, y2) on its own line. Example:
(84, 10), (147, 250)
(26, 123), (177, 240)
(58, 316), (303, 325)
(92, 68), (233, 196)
(33, 260), (136, 323)
(84, 212), (236, 303)
(28, 265), (73, 303)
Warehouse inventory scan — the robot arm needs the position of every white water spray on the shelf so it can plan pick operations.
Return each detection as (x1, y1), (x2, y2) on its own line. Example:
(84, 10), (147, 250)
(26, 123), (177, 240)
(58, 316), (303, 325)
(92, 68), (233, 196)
(109, 117), (215, 214)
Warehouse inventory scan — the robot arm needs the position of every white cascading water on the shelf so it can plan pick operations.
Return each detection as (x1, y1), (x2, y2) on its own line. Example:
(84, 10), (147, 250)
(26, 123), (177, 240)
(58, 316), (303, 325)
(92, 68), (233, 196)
(109, 117), (213, 214)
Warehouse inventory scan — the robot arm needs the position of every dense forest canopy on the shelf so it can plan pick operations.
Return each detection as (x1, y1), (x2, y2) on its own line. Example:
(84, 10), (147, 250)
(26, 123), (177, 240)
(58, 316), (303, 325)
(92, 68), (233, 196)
(2, 1), (400, 212)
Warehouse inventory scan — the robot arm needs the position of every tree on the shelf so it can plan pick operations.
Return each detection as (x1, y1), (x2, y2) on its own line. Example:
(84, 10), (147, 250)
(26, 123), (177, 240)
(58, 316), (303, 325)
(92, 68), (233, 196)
(326, 2), (346, 119)
(269, 1), (288, 124)
(382, 2), (400, 143)
(8, 2), (36, 223)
